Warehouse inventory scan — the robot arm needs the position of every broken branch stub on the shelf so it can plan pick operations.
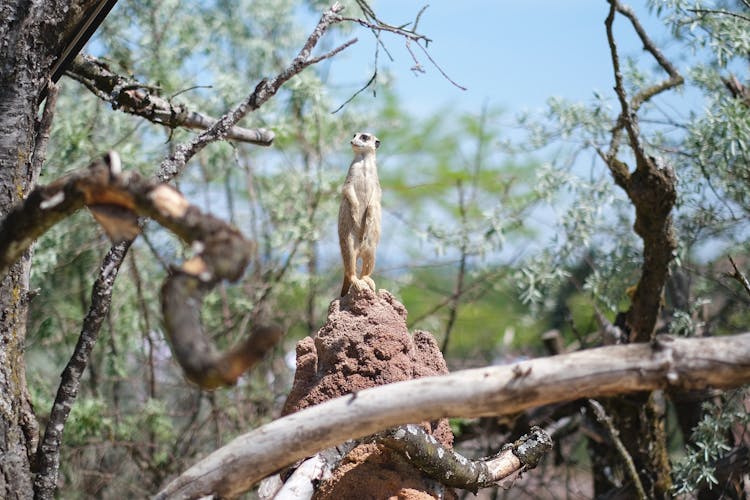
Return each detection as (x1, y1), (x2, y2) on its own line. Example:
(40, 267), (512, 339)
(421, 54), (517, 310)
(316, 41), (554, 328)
(0, 152), (282, 389)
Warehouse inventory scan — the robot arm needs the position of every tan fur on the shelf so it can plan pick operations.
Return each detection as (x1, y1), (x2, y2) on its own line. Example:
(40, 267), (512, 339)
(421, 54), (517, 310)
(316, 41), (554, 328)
(338, 132), (382, 296)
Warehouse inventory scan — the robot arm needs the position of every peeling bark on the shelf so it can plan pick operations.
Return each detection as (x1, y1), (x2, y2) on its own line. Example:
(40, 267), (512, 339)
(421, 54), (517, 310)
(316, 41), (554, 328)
(377, 424), (552, 493)
(66, 54), (275, 146)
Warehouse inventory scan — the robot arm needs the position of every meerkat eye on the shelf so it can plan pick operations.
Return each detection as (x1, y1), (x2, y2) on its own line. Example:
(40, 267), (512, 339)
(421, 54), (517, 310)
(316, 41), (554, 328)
(375, 140), (381, 148)
(360, 134), (370, 141)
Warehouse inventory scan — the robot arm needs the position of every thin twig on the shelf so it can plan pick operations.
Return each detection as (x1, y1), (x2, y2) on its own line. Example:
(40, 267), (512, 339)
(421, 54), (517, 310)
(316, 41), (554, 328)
(337, 5), (466, 91)
(442, 180), (468, 353)
(605, 1), (640, 159)
(340, 15), (430, 43)
(615, 2), (684, 111)
(688, 8), (750, 23)
(727, 256), (750, 298)
(587, 399), (647, 500)
(331, 67), (377, 114)
(414, 39), (467, 90)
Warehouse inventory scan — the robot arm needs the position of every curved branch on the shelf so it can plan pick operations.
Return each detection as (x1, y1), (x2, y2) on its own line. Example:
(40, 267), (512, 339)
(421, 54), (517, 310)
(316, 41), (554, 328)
(0, 153), (282, 389)
(377, 424), (552, 493)
(156, 332), (750, 499)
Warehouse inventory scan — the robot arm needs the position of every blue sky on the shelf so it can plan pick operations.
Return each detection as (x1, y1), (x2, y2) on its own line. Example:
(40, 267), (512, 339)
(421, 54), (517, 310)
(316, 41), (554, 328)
(327, 1), (676, 117)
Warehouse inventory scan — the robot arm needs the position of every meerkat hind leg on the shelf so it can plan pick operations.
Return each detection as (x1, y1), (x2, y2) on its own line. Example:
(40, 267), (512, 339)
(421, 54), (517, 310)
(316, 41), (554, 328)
(340, 233), (359, 296)
(359, 249), (377, 292)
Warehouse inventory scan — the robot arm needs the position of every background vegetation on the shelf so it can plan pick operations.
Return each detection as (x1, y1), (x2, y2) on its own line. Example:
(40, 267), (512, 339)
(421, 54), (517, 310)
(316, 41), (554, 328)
(20, 0), (749, 497)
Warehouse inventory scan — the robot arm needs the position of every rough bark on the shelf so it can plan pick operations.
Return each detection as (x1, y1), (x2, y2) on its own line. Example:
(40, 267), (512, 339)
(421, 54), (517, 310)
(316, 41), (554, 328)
(0, 1), (103, 498)
(596, 2), (684, 496)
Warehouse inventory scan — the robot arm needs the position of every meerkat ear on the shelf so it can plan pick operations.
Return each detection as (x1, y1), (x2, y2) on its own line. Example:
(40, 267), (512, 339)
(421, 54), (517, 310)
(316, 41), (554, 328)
(375, 139), (381, 149)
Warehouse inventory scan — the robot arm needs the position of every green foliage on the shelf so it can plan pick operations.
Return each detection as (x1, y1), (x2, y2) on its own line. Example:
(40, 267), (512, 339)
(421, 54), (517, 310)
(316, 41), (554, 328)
(64, 398), (114, 445)
(672, 389), (750, 494)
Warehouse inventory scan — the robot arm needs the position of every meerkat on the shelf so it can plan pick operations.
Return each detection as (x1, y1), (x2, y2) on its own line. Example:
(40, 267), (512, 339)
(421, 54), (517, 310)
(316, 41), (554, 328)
(338, 132), (382, 296)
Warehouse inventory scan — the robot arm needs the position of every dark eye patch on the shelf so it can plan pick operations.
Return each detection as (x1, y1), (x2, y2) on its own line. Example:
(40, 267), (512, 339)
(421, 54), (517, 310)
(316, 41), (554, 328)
(375, 140), (381, 148)
(360, 134), (370, 141)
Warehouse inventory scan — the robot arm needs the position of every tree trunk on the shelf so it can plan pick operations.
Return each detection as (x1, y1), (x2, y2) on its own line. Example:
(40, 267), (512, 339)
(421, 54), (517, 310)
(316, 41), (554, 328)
(0, 1), (101, 497)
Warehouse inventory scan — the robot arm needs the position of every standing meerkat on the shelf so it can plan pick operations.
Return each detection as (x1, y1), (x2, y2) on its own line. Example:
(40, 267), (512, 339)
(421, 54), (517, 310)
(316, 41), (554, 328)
(338, 132), (382, 296)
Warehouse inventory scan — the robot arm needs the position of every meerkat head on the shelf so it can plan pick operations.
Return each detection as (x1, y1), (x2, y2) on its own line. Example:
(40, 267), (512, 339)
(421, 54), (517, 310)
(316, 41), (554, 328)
(350, 132), (380, 153)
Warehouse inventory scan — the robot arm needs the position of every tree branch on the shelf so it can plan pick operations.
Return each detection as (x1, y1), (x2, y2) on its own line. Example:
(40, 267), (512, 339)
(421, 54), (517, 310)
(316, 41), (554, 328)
(66, 54), (275, 146)
(156, 332), (750, 498)
(377, 424), (552, 493)
(604, 0), (680, 342)
(157, 1), (352, 182)
(727, 255), (750, 298)
(615, 3), (683, 112)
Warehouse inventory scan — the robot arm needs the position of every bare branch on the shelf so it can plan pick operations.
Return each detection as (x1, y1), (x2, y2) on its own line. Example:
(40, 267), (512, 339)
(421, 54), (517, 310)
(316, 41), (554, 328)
(158, 2), (352, 182)
(412, 39), (467, 91)
(615, 3), (684, 112)
(605, 1), (640, 159)
(727, 255), (750, 298)
(157, 332), (750, 498)
(377, 424), (552, 493)
(336, 3), (467, 95)
(331, 69), (377, 114)
(66, 55), (275, 146)
(442, 180), (468, 353)
(605, 0), (684, 160)
(337, 15), (430, 44)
